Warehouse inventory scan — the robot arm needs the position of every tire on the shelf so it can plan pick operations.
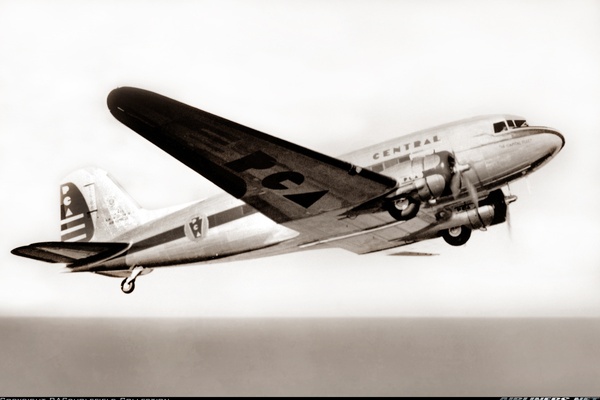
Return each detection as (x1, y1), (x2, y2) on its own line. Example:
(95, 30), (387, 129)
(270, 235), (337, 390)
(442, 225), (472, 246)
(387, 197), (420, 221)
(121, 278), (135, 294)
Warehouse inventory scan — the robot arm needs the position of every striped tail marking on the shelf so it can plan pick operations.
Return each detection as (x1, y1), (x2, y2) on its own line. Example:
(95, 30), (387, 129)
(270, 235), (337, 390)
(60, 183), (94, 242)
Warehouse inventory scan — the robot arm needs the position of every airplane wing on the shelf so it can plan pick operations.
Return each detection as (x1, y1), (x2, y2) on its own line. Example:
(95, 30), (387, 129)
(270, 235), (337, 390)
(107, 87), (398, 224)
(296, 206), (442, 254)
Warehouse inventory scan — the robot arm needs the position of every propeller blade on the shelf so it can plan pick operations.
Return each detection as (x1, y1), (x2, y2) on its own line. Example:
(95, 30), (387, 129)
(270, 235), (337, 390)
(463, 172), (486, 230)
(525, 176), (532, 195)
(463, 173), (479, 208)
(504, 193), (517, 241)
(450, 172), (462, 199)
(450, 158), (470, 200)
(506, 203), (513, 240)
(450, 152), (489, 230)
(450, 152), (480, 209)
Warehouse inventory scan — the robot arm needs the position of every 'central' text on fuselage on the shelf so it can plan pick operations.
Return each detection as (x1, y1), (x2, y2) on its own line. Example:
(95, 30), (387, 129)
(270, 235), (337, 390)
(372, 135), (440, 160)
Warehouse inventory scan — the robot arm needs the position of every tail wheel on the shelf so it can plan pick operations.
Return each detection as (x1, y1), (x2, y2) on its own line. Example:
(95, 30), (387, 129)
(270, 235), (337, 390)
(387, 197), (420, 221)
(442, 225), (472, 246)
(121, 278), (135, 294)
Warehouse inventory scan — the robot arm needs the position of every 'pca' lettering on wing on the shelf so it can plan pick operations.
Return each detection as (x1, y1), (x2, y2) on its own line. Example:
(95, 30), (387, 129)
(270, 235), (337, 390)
(225, 151), (329, 209)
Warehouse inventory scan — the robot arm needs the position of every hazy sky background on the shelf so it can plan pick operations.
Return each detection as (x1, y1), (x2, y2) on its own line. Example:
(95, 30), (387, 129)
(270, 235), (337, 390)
(1, 0), (599, 317)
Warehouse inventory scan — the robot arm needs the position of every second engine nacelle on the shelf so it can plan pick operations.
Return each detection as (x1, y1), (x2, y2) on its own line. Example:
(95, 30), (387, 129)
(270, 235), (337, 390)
(435, 189), (516, 246)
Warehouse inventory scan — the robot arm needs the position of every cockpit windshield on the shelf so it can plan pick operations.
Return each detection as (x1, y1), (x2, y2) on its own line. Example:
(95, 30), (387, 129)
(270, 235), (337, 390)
(493, 119), (528, 133)
(515, 119), (528, 127)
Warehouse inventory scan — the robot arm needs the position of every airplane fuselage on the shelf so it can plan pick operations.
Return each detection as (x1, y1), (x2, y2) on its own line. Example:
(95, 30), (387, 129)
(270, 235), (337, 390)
(96, 114), (563, 275)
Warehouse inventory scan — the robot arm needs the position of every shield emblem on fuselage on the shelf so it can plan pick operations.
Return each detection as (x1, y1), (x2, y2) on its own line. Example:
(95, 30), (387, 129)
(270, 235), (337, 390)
(185, 216), (207, 241)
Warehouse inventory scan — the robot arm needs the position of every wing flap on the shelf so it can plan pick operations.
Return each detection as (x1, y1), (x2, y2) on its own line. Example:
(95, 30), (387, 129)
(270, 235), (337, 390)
(107, 87), (398, 223)
(310, 210), (439, 254)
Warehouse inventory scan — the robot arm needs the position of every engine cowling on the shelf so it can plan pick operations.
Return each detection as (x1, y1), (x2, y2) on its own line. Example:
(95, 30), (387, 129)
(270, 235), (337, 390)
(389, 151), (454, 200)
(406, 151), (453, 201)
(479, 189), (512, 227)
(384, 151), (454, 221)
(436, 189), (512, 231)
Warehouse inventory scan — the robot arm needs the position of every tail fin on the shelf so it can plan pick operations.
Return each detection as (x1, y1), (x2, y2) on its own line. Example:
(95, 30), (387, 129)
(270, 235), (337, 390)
(60, 168), (144, 242)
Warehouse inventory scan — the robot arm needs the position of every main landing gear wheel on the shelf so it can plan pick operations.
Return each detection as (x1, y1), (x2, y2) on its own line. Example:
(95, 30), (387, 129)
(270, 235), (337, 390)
(387, 197), (420, 221)
(121, 278), (135, 294)
(442, 225), (472, 246)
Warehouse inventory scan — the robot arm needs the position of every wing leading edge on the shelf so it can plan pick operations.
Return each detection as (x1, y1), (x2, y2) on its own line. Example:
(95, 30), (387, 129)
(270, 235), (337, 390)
(107, 87), (398, 224)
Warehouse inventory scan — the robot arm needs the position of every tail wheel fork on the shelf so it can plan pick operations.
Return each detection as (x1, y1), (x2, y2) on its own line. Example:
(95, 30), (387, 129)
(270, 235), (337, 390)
(120, 266), (144, 294)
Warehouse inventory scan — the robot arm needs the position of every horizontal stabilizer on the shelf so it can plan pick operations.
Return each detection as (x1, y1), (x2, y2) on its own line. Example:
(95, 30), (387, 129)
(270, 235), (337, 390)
(11, 242), (130, 267)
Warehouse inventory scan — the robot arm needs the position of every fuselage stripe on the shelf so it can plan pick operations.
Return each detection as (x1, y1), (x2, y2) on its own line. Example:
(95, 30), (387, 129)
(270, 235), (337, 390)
(207, 204), (257, 228)
(128, 226), (185, 253)
(125, 204), (258, 256)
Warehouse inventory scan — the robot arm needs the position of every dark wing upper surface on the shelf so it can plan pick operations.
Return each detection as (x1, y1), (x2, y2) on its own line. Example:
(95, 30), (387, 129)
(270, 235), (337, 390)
(107, 87), (398, 223)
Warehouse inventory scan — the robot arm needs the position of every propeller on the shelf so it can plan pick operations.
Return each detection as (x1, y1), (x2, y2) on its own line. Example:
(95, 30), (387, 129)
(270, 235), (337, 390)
(504, 184), (518, 240)
(506, 201), (512, 238)
(449, 155), (480, 209)
(449, 152), (519, 237)
(449, 152), (486, 229)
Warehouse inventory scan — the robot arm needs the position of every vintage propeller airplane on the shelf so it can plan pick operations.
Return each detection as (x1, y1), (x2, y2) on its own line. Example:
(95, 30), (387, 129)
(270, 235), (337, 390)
(12, 87), (565, 293)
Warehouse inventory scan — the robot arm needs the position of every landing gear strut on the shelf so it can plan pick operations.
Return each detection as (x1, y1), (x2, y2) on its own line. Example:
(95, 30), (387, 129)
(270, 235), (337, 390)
(442, 225), (472, 246)
(120, 266), (144, 294)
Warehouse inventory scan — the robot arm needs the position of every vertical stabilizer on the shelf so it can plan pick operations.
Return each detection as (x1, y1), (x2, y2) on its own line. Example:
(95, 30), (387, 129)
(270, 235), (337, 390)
(60, 168), (144, 242)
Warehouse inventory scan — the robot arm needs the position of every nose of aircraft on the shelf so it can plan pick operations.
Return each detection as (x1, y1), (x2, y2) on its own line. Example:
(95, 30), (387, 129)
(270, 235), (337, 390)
(543, 129), (565, 156)
(522, 128), (565, 172)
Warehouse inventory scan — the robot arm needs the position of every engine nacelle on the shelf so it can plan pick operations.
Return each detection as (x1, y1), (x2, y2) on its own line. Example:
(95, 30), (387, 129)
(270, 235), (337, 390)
(479, 189), (510, 226)
(413, 174), (447, 202)
(393, 151), (454, 202)
(435, 189), (513, 232)
(435, 205), (495, 233)
(384, 151), (454, 221)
